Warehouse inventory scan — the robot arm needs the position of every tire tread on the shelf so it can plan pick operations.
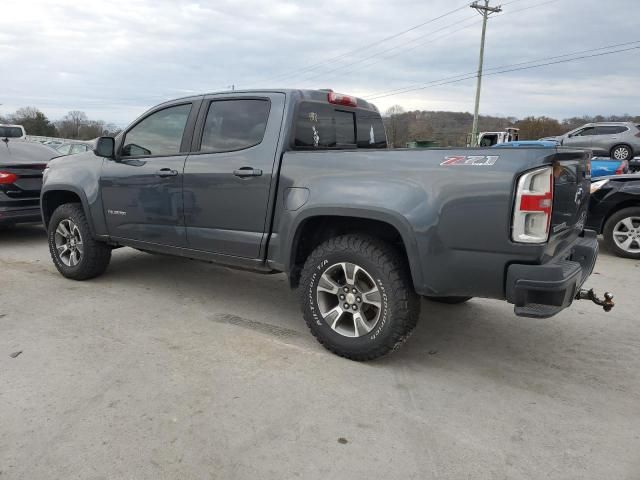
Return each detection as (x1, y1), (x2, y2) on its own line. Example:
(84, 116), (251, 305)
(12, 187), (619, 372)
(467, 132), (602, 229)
(48, 203), (112, 280)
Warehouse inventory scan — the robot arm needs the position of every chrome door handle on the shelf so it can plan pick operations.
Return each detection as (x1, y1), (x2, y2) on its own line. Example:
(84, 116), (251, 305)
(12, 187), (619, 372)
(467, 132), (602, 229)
(156, 168), (178, 177)
(233, 168), (263, 178)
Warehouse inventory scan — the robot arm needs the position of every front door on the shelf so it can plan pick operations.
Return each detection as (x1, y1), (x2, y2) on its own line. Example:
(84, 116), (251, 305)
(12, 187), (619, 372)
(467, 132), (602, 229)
(100, 101), (199, 247)
(182, 92), (285, 258)
(562, 126), (595, 149)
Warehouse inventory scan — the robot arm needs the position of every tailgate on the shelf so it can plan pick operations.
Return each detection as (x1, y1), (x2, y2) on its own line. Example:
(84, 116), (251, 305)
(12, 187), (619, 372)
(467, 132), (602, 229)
(547, 149), (591, 250)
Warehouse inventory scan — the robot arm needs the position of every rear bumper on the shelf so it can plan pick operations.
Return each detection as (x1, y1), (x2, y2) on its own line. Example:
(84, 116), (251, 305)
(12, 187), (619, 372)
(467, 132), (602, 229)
(505, 230), (598, 318)
(0, 206), (42, 225)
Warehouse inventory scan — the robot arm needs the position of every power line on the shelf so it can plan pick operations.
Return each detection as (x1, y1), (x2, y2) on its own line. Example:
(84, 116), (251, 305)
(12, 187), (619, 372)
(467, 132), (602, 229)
(365, 39), (640, 99)
(295, 14), (480, 83)
(292, 0), (560, 85)
(365, 44), (640, 101)
(242, 2), (472, 87)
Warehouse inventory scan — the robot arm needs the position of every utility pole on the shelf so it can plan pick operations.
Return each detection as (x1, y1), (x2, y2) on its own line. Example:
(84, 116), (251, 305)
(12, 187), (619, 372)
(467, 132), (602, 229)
(470, 0), (501, 146)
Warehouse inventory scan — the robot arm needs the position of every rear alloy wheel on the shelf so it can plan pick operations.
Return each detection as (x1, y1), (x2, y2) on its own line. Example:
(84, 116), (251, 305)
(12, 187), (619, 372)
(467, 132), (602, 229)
(300, 234), (420, 361)
(48, 203), (112, 280)
(603, 207), (640, 259)
(611, 145), (633, 161)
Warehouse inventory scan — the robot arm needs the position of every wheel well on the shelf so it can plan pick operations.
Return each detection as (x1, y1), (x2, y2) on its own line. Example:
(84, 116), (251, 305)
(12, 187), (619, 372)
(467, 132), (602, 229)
(289, 216), (410, 288)
(41, 190), (82, 229)
(603, 200), (640, 231)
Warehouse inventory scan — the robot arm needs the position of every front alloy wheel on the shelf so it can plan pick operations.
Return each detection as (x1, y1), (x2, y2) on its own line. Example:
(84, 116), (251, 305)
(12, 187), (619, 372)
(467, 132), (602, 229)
(54, 219), (84, 267)
(603, 207), (640, 259)
(48, 203), (112, 280)
(612, 216), (640, 254)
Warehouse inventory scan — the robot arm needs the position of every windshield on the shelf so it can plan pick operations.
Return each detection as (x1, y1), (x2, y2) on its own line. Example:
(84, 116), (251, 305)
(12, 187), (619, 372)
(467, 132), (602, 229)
(0, 126), (24, 138)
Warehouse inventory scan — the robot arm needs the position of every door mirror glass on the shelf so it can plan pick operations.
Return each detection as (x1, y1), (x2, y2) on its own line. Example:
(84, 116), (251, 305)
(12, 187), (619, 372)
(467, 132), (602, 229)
(95, 137), (115, 158)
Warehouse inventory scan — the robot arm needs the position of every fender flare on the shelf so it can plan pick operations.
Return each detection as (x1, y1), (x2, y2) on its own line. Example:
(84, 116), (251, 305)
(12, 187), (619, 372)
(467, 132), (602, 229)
(41, 184), (97, 236)
(284, 206), (424, 289)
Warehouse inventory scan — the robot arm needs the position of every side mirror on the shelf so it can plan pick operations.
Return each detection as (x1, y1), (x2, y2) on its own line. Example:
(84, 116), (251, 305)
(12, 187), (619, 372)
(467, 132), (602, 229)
(94, 136), (115, 158)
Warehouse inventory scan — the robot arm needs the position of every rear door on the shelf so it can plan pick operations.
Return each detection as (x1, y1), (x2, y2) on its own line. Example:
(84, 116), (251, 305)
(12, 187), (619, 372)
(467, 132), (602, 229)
(182, 92), (285, 258)
(591, 125), (628, 156)
(100, 100), (201, 247)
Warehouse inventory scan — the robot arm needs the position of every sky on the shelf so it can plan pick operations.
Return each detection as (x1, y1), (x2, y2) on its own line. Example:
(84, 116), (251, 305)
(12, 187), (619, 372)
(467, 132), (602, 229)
(0, 0), (638, 127)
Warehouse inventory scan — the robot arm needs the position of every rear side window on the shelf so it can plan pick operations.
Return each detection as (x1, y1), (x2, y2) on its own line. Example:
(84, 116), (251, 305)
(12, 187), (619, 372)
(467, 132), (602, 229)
(593, 125), (628, 135)
(294, 102), (386, 149)
(200, 99), (270, 153)
(122, 103), (192, 157)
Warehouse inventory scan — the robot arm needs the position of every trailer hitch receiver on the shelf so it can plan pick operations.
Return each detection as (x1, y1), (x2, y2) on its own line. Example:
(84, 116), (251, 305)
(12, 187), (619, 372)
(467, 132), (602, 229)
(575, 288), (614, 312)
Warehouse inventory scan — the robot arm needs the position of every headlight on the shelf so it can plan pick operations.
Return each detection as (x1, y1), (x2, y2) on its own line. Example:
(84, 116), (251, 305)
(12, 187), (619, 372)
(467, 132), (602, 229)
(590, 179), (609, 194)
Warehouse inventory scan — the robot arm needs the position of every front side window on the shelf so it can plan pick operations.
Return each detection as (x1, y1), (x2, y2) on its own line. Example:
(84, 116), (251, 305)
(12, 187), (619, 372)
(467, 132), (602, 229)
(573, 127), (595, 137)
(122, 103), (191, 157)
(200, 99), (270, 153)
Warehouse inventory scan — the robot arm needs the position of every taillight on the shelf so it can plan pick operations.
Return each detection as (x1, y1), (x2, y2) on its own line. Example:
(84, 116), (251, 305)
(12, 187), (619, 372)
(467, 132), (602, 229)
(327, 92), (357, 107)
(0, 171), (18, 184)
(512, 166), (554, 243)
(615, 160), (628, 174)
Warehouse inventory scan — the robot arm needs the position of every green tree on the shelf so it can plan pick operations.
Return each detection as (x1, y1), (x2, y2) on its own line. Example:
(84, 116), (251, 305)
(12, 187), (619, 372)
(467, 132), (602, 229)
(10, 107), (58, 136)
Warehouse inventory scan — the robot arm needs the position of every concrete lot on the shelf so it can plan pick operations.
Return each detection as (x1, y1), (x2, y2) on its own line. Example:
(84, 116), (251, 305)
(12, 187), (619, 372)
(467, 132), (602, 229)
(1, 225), (639, 480)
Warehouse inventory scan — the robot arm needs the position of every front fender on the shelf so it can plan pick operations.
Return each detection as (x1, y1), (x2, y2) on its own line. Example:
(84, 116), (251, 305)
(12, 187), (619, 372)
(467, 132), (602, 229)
(41, 153), (107, 237)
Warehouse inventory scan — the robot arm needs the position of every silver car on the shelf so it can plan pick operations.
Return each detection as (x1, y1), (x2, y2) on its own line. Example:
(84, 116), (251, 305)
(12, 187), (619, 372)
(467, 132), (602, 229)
(542, 122), (640, 160)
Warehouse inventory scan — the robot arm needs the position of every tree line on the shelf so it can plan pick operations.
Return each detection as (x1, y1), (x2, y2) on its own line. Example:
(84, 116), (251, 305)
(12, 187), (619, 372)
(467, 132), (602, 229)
(383, 105), (640, 147)
(0, 107), (121, 140)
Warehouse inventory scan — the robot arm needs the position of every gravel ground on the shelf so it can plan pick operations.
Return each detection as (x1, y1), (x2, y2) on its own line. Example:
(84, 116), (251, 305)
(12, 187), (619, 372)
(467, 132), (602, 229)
(1, 224), (639, 480)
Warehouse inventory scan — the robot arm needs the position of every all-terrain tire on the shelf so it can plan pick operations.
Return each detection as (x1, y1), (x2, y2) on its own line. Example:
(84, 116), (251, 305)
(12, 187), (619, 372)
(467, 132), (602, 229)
(426, 296), (472, 304)
(300, 234), (420, 361)
(603, 206), (640, 259)
(48, 203), (112, 280)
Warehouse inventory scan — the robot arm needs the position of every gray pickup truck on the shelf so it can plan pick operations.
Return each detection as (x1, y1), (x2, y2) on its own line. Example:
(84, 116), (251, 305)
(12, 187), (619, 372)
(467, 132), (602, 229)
(40, 89), (612, 360)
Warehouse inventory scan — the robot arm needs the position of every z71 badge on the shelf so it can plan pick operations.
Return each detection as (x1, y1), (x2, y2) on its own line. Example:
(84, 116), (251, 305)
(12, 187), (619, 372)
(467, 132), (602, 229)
(441, 155), (499, 166)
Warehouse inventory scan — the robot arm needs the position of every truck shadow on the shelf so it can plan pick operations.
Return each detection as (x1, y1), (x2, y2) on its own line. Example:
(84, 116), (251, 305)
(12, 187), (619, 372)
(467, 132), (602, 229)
(101, 248), (625, 393)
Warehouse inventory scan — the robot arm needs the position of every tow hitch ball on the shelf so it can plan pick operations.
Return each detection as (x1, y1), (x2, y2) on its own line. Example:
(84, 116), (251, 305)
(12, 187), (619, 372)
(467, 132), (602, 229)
(575, 288), (615, 312)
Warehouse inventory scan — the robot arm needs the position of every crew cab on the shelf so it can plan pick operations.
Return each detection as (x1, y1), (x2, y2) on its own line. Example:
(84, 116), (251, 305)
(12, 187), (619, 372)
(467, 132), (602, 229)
(40, 89), (611, 360)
